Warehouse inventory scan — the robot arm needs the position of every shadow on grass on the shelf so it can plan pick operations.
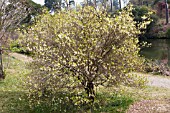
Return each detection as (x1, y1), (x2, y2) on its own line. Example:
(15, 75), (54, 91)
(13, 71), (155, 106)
(0, 91), (134, 113)
(93, 93), (134, 113)
(0, 91), (30, 113)
(0, 81), (4, 85)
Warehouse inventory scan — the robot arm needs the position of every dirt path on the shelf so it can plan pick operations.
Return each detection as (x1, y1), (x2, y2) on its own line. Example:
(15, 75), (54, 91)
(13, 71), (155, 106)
(147, 75), (170, 89)
(8, 53), (33, 62)
(127, 73), (170, 113)
(127, 99), (170, 113)
(132, 72), (170, 89)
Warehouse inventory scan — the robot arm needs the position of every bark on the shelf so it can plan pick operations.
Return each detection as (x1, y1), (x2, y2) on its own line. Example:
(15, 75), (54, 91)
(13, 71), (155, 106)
(165, 0), (169, 24)
(87, 0), (89, 5)
(102, 0), (106, 9)
(110, 0), (113, 11)
(119, 0), (121, 9)
(0, 43), (4, 79)
(93, 0), (96, 7)
(85, 81), (95, 102)
(138, 0), (141, 5)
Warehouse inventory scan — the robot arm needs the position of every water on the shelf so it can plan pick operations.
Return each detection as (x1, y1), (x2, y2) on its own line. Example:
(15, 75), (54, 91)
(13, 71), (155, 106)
(140, 39), (170, 65)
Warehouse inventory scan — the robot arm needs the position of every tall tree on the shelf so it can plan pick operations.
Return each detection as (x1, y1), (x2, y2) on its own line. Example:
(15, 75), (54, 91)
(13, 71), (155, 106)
(110, 0), (113, 11)
(23, 0), (42, 23)
(153, 0), (169, 24)
(44, 0), (62, 10)
(0, 0), (32, 79)
(119, 0), (121, 9)
(165, 0), (169, 24)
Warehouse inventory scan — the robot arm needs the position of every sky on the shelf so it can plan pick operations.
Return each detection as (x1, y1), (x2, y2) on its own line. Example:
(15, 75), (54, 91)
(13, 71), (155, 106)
(32, 0), (44, 5)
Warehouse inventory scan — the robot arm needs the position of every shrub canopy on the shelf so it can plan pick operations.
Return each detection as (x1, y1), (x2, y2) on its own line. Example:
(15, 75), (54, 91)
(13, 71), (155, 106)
(24, 6), (149, 105)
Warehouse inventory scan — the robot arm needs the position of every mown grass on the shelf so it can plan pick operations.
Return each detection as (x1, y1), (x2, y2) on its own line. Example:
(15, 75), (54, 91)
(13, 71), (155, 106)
(0, 54), (30, 113)
(0, 53), (169, 113)
(0, 54), (134, 113)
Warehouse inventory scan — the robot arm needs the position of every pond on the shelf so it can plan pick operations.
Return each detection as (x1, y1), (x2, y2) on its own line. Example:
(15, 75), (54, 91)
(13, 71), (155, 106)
(140, 39), (170, 65)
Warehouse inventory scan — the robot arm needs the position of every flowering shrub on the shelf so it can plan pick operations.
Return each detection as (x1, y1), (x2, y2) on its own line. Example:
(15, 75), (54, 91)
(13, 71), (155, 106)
(23, 6), (150, 111)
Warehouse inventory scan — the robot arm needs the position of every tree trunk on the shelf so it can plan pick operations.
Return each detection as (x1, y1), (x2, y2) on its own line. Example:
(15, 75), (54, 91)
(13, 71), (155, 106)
(93, 0), (96, 7)
(87, 0), (88, 5)
(119, 0), (121, 9)
(165, 0), (169, 24)
(85, 81), (95, 102)
(138, 0), (141, 5)
(0, 43), (4, 79)
(110, 0), (113, 11)
(103, 0), (106, 9)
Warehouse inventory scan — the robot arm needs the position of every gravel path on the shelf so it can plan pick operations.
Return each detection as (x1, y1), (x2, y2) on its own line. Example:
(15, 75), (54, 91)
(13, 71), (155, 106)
(127, 73), (170, 113)
(127, 99), (170, 113)
(147, 75), (170, 89)
(9, 53), (33, 62)
(132, 72), (170, 89)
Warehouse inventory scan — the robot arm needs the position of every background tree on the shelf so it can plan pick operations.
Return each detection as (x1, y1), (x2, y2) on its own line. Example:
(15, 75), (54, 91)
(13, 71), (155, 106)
(44, 0), (62, 10)
(21, 0), (43, 25)
(0, 0), (33, 79)
(132, 5), (158, 40)
(119, 0), (121, 8)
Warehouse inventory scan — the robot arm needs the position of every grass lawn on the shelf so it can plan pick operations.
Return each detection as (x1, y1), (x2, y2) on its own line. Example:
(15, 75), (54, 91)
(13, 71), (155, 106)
(0, 53), (170, 113)
(0, 54), (30, 113)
